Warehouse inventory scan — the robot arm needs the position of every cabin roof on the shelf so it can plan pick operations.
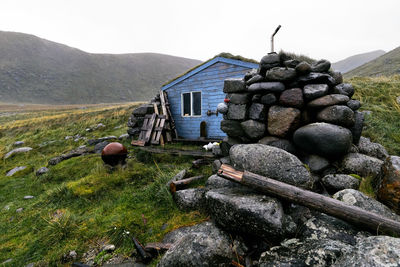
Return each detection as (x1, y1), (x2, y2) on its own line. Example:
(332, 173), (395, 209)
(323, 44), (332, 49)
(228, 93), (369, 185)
(161, 53), (259, 91)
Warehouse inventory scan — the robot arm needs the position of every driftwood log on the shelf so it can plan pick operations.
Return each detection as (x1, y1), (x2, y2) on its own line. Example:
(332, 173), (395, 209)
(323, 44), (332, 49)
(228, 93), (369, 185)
(170, 175), (204, 193)
(218, 164), (400, 236)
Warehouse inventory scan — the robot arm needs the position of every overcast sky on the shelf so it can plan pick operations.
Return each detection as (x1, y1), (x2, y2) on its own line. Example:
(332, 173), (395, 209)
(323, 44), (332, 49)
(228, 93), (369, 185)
(1, 0), (399, 62)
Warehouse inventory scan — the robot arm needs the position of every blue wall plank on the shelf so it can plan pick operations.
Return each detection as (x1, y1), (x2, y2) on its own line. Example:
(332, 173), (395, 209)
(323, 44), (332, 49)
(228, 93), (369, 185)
(163, 60), (257, 139)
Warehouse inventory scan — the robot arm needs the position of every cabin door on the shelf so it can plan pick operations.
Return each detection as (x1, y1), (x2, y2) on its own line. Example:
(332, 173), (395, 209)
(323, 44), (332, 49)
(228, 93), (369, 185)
(200, 121), (207, 139)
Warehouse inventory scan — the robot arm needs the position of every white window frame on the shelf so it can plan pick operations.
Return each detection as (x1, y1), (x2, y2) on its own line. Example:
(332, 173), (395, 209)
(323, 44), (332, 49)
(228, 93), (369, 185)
(181, 91), (202, 117)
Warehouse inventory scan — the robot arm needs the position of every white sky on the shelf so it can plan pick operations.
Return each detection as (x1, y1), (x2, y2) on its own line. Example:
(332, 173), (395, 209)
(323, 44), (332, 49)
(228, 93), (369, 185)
(0, 0), (399, 62)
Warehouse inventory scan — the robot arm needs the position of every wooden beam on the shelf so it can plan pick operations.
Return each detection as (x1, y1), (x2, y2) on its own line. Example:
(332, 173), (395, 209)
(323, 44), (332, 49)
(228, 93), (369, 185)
(170, 175), (204, 193)
(218, 164), (400, 236)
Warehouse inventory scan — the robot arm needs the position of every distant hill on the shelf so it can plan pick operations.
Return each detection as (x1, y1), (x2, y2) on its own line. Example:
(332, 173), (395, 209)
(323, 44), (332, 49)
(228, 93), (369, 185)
(345, 47), (400, 78)
(332, 50), (385, 74)
(0, 31), (202, 104)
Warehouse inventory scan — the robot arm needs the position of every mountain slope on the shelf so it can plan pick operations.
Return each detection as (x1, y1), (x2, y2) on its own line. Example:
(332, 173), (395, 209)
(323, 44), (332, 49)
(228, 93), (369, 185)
(332, 50), (385, 73)
(345, 46), (400, 78)
(0, 31), (202, 104)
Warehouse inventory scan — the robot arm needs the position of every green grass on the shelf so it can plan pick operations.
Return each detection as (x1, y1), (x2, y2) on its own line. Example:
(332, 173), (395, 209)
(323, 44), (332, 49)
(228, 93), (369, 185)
(349, 75), (400, 155)
(0, 104), (208, 266)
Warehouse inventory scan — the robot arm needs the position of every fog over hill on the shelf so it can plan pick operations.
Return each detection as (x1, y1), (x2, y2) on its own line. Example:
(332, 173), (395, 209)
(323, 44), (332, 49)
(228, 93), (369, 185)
(0, 31), (202, 104)
(332, 50), (385, 74)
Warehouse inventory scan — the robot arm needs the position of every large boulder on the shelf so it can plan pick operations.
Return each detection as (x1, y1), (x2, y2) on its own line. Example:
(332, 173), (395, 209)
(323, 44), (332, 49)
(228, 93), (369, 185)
(357, 136), (388, 160)
(374, 156), (400, 215)
(333, 83), (355, 97)
(226, 104), (247, 120)
(260, 53), (280, 75)
(206, 188), (296, 240)
(295, 61), (312, 75)
(279, 88), (304, 108)
(205, 174), (242, 190)
(158, 222), (235, 267)
(341, 153), (383, 179)
(316, 105), (355, 127)
(311, 59), (331, 73)
(303, 84), (329, 100)
(267, 106), (301, 138)
(265, 67), (297, 82)
(223, 78), (246, 93)
(298, 72), (336, 86)
(321, 174), (360, 193)
(230, 144), (313, 189)
(248, 82), (285, 93)
(293, 123), (353, 158)
(333, 189), (400, 222)
(334, 236), (400, 266)
(173, 188), (206, 211)
(220, 120), (244, 137)
(307, 94), (350, 108)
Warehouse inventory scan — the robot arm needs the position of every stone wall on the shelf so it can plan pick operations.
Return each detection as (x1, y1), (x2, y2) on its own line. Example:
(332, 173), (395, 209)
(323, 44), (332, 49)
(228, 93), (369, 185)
(217, 52), (364, 159)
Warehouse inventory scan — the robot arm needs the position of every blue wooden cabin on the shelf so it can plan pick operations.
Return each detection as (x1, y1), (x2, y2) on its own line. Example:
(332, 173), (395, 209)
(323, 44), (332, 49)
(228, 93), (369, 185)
(161, 55), (258, 140)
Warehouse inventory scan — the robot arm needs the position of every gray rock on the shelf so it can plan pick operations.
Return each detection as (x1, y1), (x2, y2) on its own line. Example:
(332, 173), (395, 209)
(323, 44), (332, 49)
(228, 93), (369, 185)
(206, 188), (296, 239)
(226, 104), (247, 120)
(321, 174), (360, 193)
(341, 153), (383, 179)
(158, 221), (235, 267)
(303, 84), (329, 100)
(347, 99), (361, 110)
(299, 213), (363, 244)
(268, 106), (301, 138)
(220, 156), (231, 165)
(248, 103), (267, 121)
(334, 83), (355, 97)
(220, 137), (241, 156)
(333, 189), (400, 221)
(87, 136), (117, 146)
(16, 208), (23, 212)
(127, 127), (140, 136)
(230, 144), (313, 189)
(260, 53), (280, 75)
(316, 105), (355, 127)
(311, 59), (331, 72)
(94, 141), (109, 154)
(307, 94), (350, 108)
(334, 235), (400, 267)
(357, 136), (388, 160)
(298, 72), (336, 86)
(241, 120), (266, 140)
(24, 195), (34, 199)
(211, 159), (221, 174)
(118, 133), (129, 140)
(259, 238), (352, 267)
(302, 154), (330, 173)
(220, 120), (244, 137)
(217, 102), (228, 114)
(6, 166), (27, 177)
(295, 61), (312, 75)
(174, 188), (206, 211)
(223, 78), (246, 93)
(248, 82), (285, 93)
(329, 70), (344, 85)
(279, 88), (304, 108)
(265, 67), (297, 82)
(258, 136), (297, 154)
(102, 245), (116, 252)
(251, 94), (262, 102)
(293, 123), (353, 158)
(246, 74), (264, 85)
(4, 147), (32, 159)
(205, 174), (242, 190)
(227, 93), (251, 104)
(162, 221), (216, 244)
(1, 259), (13, 265)
(166, 169), (187, 188)
(284, 59), (300, 68)
(350, 111), (364, 144)
(260, 93), (277, 105)
(13, 141), (24, 146)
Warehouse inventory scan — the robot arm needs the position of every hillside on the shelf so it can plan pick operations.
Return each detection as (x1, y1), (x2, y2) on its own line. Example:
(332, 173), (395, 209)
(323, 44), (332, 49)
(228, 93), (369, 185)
(332, 50), (385, 73)
(0, 31), (201, 104)
(345, 46), (400, 78)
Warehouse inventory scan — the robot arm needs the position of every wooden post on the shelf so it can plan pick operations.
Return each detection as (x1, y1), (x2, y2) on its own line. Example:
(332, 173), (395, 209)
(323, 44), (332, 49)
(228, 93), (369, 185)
(169, 175), (204, 193)
(218, 164), (400, 236)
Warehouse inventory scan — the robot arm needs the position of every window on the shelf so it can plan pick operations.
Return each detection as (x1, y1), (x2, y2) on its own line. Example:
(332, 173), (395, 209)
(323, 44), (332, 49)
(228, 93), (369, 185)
(181, 91), (201, 117)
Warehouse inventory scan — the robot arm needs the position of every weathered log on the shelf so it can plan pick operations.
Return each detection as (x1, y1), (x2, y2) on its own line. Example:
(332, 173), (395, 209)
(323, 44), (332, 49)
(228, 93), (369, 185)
(218, 164), (400, 236)
(131, 236), (152, 262)
(144, 242), (172, 255)
(169, 175), (204, 193)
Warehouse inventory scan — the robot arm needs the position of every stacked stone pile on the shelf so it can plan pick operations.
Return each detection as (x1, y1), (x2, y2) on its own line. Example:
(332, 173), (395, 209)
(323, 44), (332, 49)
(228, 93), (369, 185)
(127, 95), (159, 137)
(217, 52), (364, 159)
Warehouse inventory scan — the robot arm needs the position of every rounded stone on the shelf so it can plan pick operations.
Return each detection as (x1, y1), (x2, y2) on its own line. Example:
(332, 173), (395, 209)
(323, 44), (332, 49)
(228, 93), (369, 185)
(307, 94), (350, 108)
(101, 142), (128, 166)
(268, 106), (301, 138)
(316, 105), (355, 127)
(293, 122), (353, 158)
(295, 61), (312, 75)
(333, 83), (355, 97)
(248, 82), (285, 93)
(220, 120), (244, 137)
(321, 174), (361, 193)
(248, 103), (267, 121)
(241, 120), (266, 140)
(347, 99), (361, 111)
(311, 59), (331, 73)
(260, 93), (277, 105)
(303, 84), (329, 100)
(260, 53), (280, 75)
(266, 67), (297, 82)
(279, 88), (304, 108)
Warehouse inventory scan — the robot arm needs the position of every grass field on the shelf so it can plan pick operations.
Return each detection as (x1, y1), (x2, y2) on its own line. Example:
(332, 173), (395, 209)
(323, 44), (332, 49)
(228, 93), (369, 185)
(0, 103), (209, 266)
(1, 75), (400, 266)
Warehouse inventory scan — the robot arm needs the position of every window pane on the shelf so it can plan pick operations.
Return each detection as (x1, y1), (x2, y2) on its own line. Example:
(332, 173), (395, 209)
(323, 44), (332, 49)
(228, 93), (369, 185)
(183, 93), (191, 116)
(192, 92), (201, 116)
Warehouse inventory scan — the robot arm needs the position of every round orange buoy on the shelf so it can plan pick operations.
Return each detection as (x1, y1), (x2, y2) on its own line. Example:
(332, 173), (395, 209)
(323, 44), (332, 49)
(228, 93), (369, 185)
(101, 142), (128, 166)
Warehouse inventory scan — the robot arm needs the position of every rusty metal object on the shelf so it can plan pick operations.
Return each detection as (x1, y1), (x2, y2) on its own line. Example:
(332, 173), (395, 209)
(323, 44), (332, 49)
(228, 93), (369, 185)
(101, 142), (128, 166)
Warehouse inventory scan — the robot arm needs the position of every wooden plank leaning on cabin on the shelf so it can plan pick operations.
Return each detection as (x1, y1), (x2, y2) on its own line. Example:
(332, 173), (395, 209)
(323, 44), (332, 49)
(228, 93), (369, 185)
(150, 115), (166, 145)
(217, 164), (400, 237)
(159, 90), (173, 142)
(163, 91), (178, 139)
(131, 113), (157, 146)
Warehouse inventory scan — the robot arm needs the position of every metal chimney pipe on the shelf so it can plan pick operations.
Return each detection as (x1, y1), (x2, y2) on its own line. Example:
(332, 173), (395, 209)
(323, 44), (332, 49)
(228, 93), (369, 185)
(271, 25), (281, 53)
